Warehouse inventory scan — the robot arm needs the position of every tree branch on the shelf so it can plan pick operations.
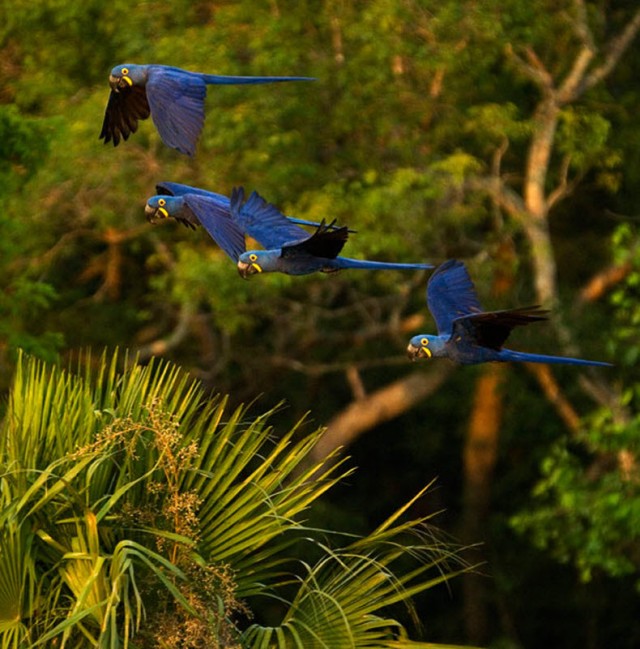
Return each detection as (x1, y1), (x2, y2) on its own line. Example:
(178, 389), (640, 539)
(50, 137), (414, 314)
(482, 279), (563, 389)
(557, 47), (595, 104)
(525, 363), (581, 434)
(136, 301), (196, 361)
(575, 8), (640, 98)
(577, 260), (632, 304)
(466, 176), (527, 223)
(547, 154), (578, 209)
(308, 366), (453, 467)
(505, 44), (554, 93)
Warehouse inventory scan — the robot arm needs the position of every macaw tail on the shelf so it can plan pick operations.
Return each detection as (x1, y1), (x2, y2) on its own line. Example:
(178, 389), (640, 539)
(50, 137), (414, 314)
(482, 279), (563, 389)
(201, 74), (315, 85)
(500, 349), (612, 367)
(334, 258), (434, 271)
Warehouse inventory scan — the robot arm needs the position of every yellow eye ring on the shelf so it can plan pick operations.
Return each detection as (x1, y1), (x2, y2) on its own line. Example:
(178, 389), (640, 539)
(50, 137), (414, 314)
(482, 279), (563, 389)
(158, 198), (166, 207)
(421, 338), (429, 346)
(121, 67), (129, 75)
(249, 254), (258, 262)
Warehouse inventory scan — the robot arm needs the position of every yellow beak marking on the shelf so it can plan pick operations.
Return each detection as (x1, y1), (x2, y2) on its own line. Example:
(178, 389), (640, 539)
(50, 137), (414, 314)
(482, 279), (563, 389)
(422, 346), (432, 358)
(122, 75), (133, 86)
(251, 262), (263, 273)
(157, 207), (169, 219)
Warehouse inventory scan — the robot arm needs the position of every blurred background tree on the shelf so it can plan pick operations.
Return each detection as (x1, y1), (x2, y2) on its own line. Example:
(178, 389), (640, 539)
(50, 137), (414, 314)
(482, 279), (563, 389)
(1, 0), (640, 647)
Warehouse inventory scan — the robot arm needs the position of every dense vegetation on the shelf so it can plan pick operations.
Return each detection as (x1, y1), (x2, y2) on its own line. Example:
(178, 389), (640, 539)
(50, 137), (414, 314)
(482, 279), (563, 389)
(2, 1), (640, 647)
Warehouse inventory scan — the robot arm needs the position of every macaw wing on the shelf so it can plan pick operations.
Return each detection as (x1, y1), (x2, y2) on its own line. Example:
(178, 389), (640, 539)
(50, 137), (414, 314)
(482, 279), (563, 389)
(156, 182), (230, 207)
(281, 220), (349, 259)
(426, 259), (484, 337)
(99, 87), (150, 146)
(452, 306), (549, 350)
(183, 194), (246, 261)
(145, 68), (206, 156)
(230, 187), (309, 248)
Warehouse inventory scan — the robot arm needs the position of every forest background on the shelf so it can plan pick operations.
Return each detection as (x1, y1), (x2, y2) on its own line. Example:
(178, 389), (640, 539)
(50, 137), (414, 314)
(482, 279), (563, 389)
(2, 0), (640, 647)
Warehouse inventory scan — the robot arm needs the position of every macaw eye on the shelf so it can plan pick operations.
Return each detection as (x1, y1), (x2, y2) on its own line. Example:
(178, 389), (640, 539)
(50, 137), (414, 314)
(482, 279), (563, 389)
(421, 338), (429, 346)
(121, 67), (129, 75)
(249, 254), (258, 262)
(158, 198), (166, 207)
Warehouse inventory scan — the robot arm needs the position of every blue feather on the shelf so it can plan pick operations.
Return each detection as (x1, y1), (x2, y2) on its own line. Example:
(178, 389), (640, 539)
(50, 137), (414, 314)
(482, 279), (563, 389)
(407, 260), (612, 368)
(101, 64), (314, 155)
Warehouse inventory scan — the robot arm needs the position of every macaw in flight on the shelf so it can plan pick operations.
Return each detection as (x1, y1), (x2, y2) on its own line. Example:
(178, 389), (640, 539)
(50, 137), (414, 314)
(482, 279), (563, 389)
(148, 181), (344, 232)
(100, 63), (313, 156)
(407, 259), (612, 367)
(144, 186), (433, 277)
(229, 187), (433, 277)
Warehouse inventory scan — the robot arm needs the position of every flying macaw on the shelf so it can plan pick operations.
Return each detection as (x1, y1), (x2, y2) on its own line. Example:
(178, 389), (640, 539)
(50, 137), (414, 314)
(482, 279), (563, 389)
(99, 64), (314, 156)
(406, 259), (612, 367)
(230, 187), (433, 277)
(149, 182), (342, 232)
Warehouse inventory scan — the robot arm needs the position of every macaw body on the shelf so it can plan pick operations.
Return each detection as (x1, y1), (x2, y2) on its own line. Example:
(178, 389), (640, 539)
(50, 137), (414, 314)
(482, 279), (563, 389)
(237, 246), (435, 277)
(100, 64), (313, 155)
(144, 189), (345, 260)
(407, 259), (611, 367)
(151, 182), (346, 232)
(230, 188), (433, 278)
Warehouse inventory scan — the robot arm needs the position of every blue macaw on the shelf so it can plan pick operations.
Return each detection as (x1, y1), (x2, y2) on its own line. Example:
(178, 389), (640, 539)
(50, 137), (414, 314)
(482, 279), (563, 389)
(406, 259), (612, 367)
(229, 188), (434, 277)
(99, 64), (314, 156)
(149, 181), (342, 232)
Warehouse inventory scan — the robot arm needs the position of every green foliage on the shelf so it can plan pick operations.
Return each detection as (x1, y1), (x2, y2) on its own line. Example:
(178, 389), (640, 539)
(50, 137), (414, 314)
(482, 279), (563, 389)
(0, 278), (63, 361)
(0, 104), (52, 190)
(511, 222), (640, 587)
(510, 410), (640, 583)
(0, 351), (471, 647)
(608, 223), (640, 366)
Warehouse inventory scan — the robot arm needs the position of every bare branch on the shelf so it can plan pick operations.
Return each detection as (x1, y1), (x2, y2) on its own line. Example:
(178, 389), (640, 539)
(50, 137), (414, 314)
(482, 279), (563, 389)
(547, 154), (578, 209)
(466, 176), (527, 223)
(505, 44), (554, 92)
(136, 301), (196, 361)
(557, 46), (596, 104)
(577, 261), (632, 304)
(577, 8), (640, 98)
(308, 366), (453, 467)
(571, 0), (595, 51)
(346, 365), (367, 400)
(270, 354), (413, 377)
(525, 363), (581, 434)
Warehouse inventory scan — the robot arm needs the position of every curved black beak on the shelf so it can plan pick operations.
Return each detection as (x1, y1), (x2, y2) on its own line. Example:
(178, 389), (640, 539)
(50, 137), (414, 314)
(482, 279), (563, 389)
(237, 260), (262, 280)
(406, 343), (420, 361)
(109, 74), (133, 92)
(145, 203), (168, 223)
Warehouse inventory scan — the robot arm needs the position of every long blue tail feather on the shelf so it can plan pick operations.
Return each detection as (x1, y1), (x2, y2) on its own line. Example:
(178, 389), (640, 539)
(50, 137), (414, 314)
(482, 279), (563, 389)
(201, 74), (315, 85)
(500, 349), (612, 367)
(334, 258), (433, 271)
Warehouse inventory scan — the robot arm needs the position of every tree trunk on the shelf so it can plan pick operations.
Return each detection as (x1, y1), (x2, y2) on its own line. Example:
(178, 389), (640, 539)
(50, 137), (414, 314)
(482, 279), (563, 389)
(462, 363), (506, 646)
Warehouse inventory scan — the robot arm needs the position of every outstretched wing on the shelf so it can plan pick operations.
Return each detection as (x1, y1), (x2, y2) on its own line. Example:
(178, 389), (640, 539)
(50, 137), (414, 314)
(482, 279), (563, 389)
(281, 220), (349, 259)
(230, 187), (309, 248)
(183, 194), (246, 261)
(426, 260), (484, 337)
(453, 306), (549, 350)
(145, 67), (206, 156)
(99, 87), (150, 146)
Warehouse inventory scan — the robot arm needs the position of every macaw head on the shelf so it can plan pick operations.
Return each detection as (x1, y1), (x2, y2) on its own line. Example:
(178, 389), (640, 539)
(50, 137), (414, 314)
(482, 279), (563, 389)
(145, 195), (184, 223)
(237, 251), (274, 279)
(109, 64), (147, 91)
(406, 334), (445, 361)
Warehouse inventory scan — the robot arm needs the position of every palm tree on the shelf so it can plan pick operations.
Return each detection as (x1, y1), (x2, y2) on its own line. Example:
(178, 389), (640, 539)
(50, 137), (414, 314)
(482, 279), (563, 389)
(0, 351), (475, 648)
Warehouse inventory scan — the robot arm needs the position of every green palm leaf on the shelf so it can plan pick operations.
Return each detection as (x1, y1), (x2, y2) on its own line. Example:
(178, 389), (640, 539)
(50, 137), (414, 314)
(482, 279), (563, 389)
(0, 351), (474, 648)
